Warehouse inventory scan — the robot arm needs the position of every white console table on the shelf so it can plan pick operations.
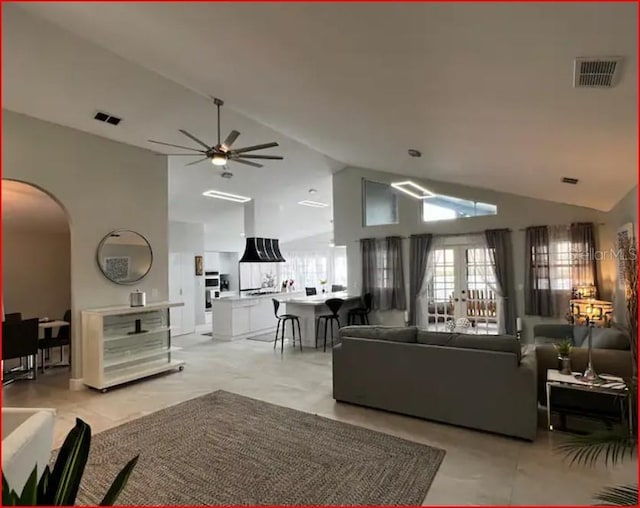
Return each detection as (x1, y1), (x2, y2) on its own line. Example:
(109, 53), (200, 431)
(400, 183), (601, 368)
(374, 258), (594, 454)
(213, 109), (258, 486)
(82, 301), (185, 392)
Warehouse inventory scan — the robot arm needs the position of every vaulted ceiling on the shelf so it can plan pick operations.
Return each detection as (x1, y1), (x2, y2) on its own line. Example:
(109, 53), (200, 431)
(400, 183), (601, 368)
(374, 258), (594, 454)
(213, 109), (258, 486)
(5, 2), (637, 212)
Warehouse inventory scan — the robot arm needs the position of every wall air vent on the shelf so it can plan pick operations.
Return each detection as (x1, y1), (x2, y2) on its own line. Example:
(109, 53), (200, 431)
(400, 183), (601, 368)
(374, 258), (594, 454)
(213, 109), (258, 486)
(562, 177), (579, 185)
(573, 57), (622, 88)
(93, 111), (122, 126)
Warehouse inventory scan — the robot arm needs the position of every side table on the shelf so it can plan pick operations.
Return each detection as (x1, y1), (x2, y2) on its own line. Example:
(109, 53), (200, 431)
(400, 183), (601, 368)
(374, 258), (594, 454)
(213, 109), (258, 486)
(546, 369), (631, 433)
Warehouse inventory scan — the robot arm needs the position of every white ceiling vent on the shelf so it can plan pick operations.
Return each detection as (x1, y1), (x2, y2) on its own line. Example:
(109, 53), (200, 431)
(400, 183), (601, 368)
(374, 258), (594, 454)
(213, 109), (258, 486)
(573, 57), (622, 88)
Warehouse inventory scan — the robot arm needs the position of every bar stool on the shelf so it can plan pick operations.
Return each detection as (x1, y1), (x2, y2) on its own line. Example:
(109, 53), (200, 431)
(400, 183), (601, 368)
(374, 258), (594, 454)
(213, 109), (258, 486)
(348, 293), (372, 325)
(316, 298), (344, 352)
(272, 299), (302, 353)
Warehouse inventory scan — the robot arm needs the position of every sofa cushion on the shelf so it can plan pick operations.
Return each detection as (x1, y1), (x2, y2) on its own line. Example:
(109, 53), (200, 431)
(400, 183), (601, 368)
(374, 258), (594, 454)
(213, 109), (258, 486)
(417, 331), (521, 362)
(338, 325), (417, 343)
(572, 326), (589, 346)
(588, 327), (630, 350)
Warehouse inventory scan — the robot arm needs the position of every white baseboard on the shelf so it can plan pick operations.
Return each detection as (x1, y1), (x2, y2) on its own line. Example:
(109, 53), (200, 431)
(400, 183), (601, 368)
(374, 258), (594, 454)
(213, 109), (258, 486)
(68, 378), (85, 391)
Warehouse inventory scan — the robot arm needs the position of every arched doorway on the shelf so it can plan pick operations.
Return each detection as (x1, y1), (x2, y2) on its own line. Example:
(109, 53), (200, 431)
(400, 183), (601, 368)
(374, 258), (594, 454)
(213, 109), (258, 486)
(2, 180), (72, 386)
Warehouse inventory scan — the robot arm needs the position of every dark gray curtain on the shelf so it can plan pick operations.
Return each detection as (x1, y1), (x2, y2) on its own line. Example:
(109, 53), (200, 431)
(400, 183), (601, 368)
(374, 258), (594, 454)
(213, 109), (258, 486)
(386, 236), (407, 311)
(360, 236), (406, 311)
(525, 226), (553, 317)
(485, 229), (516, 334)
(361, 238), (377, 304)
(408, 234), (432, 325)
(570, 222), (599, 297)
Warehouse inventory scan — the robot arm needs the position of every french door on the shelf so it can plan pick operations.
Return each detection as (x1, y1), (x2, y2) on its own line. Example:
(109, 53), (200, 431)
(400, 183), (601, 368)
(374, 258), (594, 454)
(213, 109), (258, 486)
(421, 241), (499, 334)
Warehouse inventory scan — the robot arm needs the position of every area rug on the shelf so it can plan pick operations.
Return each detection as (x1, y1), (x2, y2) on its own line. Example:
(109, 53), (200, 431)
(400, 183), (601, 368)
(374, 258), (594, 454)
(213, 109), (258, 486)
(75, 390), (445, 505)
(246, 333), (276, 343)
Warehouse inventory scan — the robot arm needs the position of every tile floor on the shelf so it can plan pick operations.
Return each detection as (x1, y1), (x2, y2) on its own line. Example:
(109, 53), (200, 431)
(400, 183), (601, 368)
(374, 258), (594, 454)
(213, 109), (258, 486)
(3, 331), (636, 505)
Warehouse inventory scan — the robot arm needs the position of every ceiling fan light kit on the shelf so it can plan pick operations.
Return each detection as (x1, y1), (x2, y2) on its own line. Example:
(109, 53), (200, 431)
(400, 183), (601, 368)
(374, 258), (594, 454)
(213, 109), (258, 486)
(391, 181), (435, 199)
(148, 98), (284, 168)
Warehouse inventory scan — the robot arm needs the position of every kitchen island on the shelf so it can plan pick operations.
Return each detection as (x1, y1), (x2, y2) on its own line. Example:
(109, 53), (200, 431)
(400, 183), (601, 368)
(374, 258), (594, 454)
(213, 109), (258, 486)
(283, 292), (361, 348)
(211, 291), (362, 347)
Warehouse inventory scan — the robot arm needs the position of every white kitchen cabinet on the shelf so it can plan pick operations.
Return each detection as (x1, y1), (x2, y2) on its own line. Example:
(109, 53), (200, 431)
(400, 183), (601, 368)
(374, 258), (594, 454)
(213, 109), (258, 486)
(169, 252), (196, 336)
(211, 295), (279, 340)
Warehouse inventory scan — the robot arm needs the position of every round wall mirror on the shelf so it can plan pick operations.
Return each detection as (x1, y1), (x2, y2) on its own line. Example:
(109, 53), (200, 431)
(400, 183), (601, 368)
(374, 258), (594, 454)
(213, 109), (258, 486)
(96, 229), (153, 284)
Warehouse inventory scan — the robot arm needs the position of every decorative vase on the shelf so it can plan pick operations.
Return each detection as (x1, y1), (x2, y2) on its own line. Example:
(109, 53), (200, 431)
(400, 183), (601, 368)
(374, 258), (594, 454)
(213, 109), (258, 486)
(558, 356), (572, 375)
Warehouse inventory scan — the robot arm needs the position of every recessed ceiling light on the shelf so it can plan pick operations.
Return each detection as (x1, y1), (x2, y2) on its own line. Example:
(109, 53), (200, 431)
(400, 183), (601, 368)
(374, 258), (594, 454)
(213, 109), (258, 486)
(308, 188), (318, 194)
(408, 149), (422, 158)
(202, 189), (251, 203)
(391, 181), (435, 199)
(298, 200), (329, 208)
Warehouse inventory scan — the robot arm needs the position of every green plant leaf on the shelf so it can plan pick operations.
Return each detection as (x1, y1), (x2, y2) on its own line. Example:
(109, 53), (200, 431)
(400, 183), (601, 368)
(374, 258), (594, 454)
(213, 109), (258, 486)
(49, 418), (92, 505)
(18, 467), (38, 506)
(594, 484), (638, 506)
(37, 465), (51, 504)
(557, 429), (637, 468)
(99, 455), (139, 506)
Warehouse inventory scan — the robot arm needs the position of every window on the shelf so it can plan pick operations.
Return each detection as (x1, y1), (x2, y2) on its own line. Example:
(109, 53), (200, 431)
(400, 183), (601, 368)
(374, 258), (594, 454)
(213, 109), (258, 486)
(363, 179), (399, 226)
(422, 194), (497, 223)
(280, 247), (347, 289)
(549, 240), (572, 290)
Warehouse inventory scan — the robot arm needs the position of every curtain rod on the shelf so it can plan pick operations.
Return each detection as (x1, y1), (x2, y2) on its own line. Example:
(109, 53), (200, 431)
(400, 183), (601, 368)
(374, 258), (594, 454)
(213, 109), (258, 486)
(353, 230), (512, 242)
(517, 222), (606, 232)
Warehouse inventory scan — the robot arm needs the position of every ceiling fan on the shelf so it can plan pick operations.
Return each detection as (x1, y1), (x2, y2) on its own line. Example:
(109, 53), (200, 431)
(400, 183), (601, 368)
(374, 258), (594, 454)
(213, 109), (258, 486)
(148, 98), (283, 168)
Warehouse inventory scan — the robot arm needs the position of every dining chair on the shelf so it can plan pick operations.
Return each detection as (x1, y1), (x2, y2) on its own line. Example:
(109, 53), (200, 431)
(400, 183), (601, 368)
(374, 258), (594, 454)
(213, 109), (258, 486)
(2, 318), (39, 382)
(305, 287), (317, 296)
(4, 313), (22, 323)
(38, 309), (71, 373)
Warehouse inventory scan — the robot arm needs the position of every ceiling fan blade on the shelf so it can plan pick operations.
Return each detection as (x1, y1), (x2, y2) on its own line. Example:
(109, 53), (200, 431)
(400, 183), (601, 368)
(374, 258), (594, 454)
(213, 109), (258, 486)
(233, 158), (263, 168)
(221, 130), (240, 151)
(159, 153), (208, 156)
(186, 157), (210, 166)
(148, 139), (206, 152)
(236, 154), (284, 160)
(233, 142), (279, 154)
(178, 129), (211, 150)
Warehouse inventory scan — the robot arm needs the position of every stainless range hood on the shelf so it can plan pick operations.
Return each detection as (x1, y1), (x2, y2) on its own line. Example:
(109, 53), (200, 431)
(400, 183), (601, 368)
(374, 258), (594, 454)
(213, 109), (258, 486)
(239, 237), (286, 263)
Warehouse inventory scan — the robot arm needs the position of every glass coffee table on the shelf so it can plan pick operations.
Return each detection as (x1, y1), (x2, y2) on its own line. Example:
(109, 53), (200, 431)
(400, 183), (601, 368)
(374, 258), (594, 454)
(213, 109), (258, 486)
(546, 369), (631, 433)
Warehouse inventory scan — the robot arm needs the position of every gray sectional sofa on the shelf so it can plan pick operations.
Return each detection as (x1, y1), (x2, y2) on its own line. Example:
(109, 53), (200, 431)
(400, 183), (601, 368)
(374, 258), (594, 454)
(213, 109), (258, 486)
(333, 326), (538, 441)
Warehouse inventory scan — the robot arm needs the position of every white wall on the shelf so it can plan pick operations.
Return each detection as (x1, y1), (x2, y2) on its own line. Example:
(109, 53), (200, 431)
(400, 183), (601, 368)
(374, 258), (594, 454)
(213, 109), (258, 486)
(2, 110), (169, 381)
(333, 166), (616, 340)
(2, 228), (71, 322)
(169, 221), (205, 325)
(204, 208), (245, 253)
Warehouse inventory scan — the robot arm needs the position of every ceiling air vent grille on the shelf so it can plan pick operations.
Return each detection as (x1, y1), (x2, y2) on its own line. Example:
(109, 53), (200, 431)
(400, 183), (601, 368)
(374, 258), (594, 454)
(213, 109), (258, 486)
(562, 177), (579, 185)
(573, 57), (621, 88)
(93, 111), (122, 126)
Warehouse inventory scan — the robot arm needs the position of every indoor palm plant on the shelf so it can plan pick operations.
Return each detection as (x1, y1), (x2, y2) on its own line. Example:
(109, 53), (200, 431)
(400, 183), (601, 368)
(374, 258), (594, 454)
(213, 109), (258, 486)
(2, 418), (138, 506)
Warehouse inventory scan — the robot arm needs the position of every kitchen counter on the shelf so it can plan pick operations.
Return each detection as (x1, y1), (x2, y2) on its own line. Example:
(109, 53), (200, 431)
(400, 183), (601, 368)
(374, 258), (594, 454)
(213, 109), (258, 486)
(211, 291), (362, 346)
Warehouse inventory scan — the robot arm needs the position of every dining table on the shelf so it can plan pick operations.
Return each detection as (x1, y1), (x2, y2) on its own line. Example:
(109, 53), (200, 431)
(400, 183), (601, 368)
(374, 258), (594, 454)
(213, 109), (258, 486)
(280, 291), (362, 348)
(38, 318), (70, 339)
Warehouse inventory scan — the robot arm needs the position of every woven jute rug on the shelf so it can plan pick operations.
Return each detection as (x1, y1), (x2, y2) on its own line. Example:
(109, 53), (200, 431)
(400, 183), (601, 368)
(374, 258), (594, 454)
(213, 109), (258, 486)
(76, 390), (445, 505)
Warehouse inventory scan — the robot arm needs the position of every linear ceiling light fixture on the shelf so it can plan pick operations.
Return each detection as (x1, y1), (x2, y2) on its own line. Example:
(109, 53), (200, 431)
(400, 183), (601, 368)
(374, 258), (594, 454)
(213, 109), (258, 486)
(202, 189), (252, 203)
(391, 181), (435, 199)
(298, 200), (329, 208)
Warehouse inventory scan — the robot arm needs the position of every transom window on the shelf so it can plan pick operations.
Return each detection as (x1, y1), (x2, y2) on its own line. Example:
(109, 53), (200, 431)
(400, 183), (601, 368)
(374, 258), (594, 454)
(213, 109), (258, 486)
(423, 194), (497, 223)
